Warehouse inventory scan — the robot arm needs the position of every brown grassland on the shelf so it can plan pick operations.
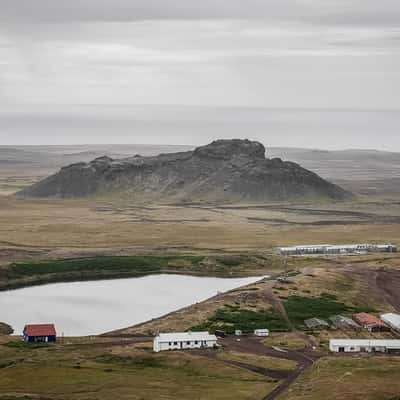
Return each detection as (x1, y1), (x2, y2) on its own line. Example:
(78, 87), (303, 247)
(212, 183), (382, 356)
(280, 356), (400, 400)
(1, 176), (400, 399)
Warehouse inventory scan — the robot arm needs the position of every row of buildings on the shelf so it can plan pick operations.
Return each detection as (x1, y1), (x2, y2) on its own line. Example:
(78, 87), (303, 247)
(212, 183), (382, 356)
(21, 314), (400, 356)
(21, 324), (269, 352)
(305, 312), (400, 333)
(277, 243), (397, 256)
(330, 312), (400, 353)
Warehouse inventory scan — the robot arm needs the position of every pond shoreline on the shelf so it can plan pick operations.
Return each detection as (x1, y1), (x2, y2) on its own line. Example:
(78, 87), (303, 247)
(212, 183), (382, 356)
(0, 274), (266, 336)
(0, 268), (270, 292)
(1, 254), (278, 292)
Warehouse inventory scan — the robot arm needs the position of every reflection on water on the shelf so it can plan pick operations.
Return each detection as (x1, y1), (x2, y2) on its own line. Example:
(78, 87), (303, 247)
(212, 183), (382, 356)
(0, 274), (264, 336)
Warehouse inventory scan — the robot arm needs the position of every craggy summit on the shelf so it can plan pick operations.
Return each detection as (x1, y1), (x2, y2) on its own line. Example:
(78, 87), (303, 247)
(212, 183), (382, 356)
(18, 139), (350, 202)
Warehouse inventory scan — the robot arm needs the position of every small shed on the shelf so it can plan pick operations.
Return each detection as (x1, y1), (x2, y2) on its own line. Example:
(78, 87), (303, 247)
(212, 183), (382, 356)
(304, 318), (329, 329)
(23, 324), (56, 343)
(329, 315), (361, 330)
(254, 329), (270, 337)
(235, 330), (242, 336)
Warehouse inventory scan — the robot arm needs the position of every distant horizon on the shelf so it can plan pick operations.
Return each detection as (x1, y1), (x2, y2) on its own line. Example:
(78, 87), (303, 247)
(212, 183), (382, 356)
(1, 142), (399, 154)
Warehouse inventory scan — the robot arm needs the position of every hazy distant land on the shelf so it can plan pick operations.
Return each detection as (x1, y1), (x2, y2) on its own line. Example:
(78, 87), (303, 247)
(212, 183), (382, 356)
(1, 143), (400, 196)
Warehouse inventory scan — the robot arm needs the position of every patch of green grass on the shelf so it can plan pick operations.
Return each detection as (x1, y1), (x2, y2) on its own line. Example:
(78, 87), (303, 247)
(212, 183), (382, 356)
(95, 354), (164, 369)
(320, 292), (338, 300)
(3, 341), (51, 349)
(0, 360), (14, 369)
(217, 351), (297, 371)
(7, 255), (204, 280)
(191, 308), (289, 333)
(0, 342), (274, 400)
(284, 295), (362, 328)
(216, 256), (244, 266)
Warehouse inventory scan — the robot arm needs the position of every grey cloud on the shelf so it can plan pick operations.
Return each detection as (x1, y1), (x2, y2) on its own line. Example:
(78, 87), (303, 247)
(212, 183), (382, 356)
(1, 2), (400, 148)
(1, 0), (399, 26)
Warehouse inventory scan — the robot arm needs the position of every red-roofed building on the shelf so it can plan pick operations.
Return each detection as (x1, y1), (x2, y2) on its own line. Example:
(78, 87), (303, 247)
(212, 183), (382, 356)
(23, 324), (57, 343)
(352, 313), (389, 332)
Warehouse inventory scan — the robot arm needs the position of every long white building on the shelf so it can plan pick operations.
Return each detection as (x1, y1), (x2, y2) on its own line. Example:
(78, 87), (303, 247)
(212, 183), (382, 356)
(329, 339), (400, 353)
(381, 313), (400, 332)
(153, 331), (218, 352)
(278, 243), (397, 256)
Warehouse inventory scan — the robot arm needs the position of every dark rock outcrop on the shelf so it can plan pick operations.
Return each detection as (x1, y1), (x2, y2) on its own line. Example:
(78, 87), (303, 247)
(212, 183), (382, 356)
(0, 322), (13, 335)
(18, 139), (351, 202)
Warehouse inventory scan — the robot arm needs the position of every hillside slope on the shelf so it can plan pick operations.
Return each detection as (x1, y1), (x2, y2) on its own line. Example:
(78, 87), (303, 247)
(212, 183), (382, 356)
(18, 139), (351, 202)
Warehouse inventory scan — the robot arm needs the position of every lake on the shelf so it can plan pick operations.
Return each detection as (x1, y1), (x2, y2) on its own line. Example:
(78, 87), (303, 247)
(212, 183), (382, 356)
(0, 274), (265, 336)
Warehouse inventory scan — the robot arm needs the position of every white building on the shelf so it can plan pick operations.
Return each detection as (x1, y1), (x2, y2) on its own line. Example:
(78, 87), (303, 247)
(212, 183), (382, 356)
(254, 329), (270, 337)
(153, 331), (217, 352)
(381, 313), (400, 332)
(329, 339), (400, 353)
(278, 243), (397, 256)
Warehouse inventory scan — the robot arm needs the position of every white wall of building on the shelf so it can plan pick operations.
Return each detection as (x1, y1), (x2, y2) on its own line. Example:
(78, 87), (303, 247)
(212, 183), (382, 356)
(153, 332), (217, 352)
(330, 339), (400, 353)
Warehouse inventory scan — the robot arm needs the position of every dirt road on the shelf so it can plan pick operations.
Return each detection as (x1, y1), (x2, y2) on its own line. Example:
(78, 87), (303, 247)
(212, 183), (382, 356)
(216, 336), (320, 400)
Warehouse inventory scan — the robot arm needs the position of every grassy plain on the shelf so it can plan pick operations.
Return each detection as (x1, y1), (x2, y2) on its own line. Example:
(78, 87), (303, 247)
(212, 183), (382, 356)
(0, 337), (275, 400)
(262, 333), (309, 350)
(1, 196), (400, 256)
(217, 351), (297, 371)
(280, 356), (400, 400)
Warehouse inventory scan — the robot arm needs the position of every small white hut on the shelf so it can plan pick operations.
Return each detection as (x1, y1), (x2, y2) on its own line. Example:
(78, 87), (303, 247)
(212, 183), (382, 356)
(254, 329), (270, 337)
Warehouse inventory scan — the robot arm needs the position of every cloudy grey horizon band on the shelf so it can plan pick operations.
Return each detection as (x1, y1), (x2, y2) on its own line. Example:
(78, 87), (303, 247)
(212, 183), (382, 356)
(1, 0), (399, 150)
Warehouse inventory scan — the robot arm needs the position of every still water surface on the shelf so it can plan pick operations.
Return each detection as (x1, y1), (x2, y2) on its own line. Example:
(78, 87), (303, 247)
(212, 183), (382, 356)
(0, 274), (264, 336)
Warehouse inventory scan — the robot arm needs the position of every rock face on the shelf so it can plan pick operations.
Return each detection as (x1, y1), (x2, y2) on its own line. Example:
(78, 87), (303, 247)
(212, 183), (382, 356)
(18, 139), (351, 202)
(0, 322), (14, 335)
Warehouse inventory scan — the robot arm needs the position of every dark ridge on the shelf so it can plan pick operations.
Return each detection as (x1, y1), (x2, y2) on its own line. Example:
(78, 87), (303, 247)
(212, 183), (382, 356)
(17, 139), (352, 202)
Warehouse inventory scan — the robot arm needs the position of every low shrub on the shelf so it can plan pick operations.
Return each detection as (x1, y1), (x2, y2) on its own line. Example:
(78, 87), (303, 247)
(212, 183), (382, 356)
(191, 308), (289, 333)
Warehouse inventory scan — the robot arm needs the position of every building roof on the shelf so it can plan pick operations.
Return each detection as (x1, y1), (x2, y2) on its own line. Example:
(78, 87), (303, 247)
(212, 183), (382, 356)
(330, 339), (400, 348)
(329, 315), (360, 328)
(24, 324), (56, 337)
(154, 331), (217, 342)
(304, 318), (329, 328)
(381, 313), (400, 329)
(352, 313), (386, 327)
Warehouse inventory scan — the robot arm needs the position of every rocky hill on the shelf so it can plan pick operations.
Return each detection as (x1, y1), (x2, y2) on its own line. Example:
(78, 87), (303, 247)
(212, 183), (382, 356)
(17, 139), (351, 202)
(0, 322), (13, 335)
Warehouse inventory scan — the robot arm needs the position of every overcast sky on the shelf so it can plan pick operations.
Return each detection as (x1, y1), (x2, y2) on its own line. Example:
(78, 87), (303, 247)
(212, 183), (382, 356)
(1, 0), (400, 150)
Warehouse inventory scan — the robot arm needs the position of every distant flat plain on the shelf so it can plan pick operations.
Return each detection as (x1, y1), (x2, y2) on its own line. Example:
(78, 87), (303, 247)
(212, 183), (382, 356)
(1, 144), (400, 265)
